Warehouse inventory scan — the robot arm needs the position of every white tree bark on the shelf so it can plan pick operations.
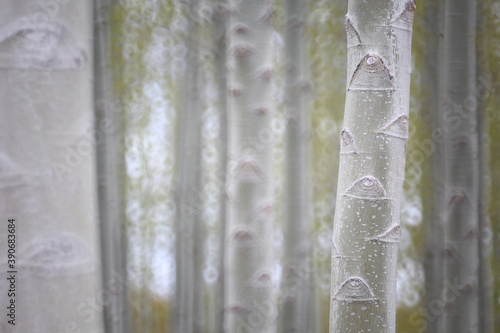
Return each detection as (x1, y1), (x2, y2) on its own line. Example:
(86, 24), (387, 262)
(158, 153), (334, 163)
(442, 0), (479, 332)
(211, 2), (228, 333)
(225, 1), (276, 332)
(279, 0), (311, 332)
(329, 1), (415, 332)
(0, 1), (103, 332)
(93, 0), (129, 332)
(173, 0), (204, 332)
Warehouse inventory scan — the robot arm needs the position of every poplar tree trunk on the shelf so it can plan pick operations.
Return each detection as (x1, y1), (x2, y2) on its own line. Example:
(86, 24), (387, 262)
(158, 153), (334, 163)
(225, 1), (276, 332)
(279, 0), (310, 332)
(329, 1), (415, 332)
(174, 1), (204, 332)
(212, 2), (228, 332)
(475, 1), (493, 331)
(0, 1), (103, 332)
(442, 0), (480, 331)
(94, 0), (129, 332)
(423, 0), (445, 331)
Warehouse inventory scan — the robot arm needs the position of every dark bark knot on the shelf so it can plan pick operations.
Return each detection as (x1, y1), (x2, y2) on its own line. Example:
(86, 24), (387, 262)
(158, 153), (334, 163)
(345, 176), (386, 200)
(349, 54), (394, 90)
(0, 20), (87, 69)
(333, 277), (375, 301)
(378, 115), (409, 139)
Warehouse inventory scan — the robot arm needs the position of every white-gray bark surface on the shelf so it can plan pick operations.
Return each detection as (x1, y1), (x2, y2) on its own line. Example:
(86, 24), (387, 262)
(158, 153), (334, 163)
(330, 1), (415, 332)
(0, 1), (103, 332)
(279, 0), (311, 332)
(225, 1), (276, 332)
(442, 0), (480, 332)
(173, 1), (204, 332)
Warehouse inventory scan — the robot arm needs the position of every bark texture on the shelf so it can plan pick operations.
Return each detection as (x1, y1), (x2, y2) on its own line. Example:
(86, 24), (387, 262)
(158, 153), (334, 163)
(475, 1), (493, 332)
(423, 0), (445, 331)
(212, 2), (228, 333)
(329, 1), (415, 332)
(174, 1), (204, 332)
(225, 1), (276, 332)
(442, 0), (480, 331)
(279, 0), (311, 332)
(0, 1), (103, 332)
(94, 0), (129, 332)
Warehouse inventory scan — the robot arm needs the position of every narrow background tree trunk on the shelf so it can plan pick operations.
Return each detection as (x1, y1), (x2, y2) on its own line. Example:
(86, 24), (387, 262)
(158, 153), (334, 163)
(212, 1), (228, 332)
(225, 1), (276, 332)
(279, 0), (311, 332)
(174, 0), (204, 332)
(422, 0), (445, 331)
(475, 1), (493, 332)
(94, 0), (129, 332)
(442, 0), (480, 331)
(329, 1), (415, 332)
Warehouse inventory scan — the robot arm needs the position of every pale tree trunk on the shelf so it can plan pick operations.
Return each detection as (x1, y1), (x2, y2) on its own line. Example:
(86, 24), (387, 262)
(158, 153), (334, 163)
(225, 0), (276, 332)
(211, 1), (228, 333)
(442, 0), (480, 332)
(329, 1), (415, 332)
(174, 0), (204, 332)
(279, 0), (310, 332)
(423, 0), (445, 331)
(93, 0), (129, 332)
(0, 1), (103, 332)
(475, 1), (493, 331)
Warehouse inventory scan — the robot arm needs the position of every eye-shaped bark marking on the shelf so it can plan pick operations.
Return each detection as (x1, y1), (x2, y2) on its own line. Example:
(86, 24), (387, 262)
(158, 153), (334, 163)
(233, 157), (266, 183)
(229, 226), (260, 247)
(448, 188), (472, 208)
(378, 115), (409, 139)
(366, 225), (401, 243)
(451, 135), (473, 150)
(390, 0), (417, 31)
(0, 21), (87, 69)
(340, 128), (357, 154)
(249, 269), (273, 288)
(252, 201), (274, 222)
(345, 176), (386, 200)
(19, 233), (93, 277)
(225, 303), (252, 314)
(232, 23), (249, 35)
(443, 243), (462, 263)
(348, 53), (394, 91)
(344, 14), (361, 46)
(458, 281), (476, 295)
(333, 277), (375, 301)
(231, 43), (254, 58)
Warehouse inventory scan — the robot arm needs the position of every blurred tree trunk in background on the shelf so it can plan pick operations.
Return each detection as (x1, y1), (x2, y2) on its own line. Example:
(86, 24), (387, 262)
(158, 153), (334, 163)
(225, 1), (276, 332)
(278, 0), (311, 332)
(441, 0), (480, 331)
(94, 0), (130, 332)
(484, 0), (500, 330)
(211, 1), (228, 332)
(329, 0), (415, 332)
(422, 0), (445, 331)
(0, 1), (103, 332)
(173, 0), (204, 332)
(475, 1), (494, 332)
